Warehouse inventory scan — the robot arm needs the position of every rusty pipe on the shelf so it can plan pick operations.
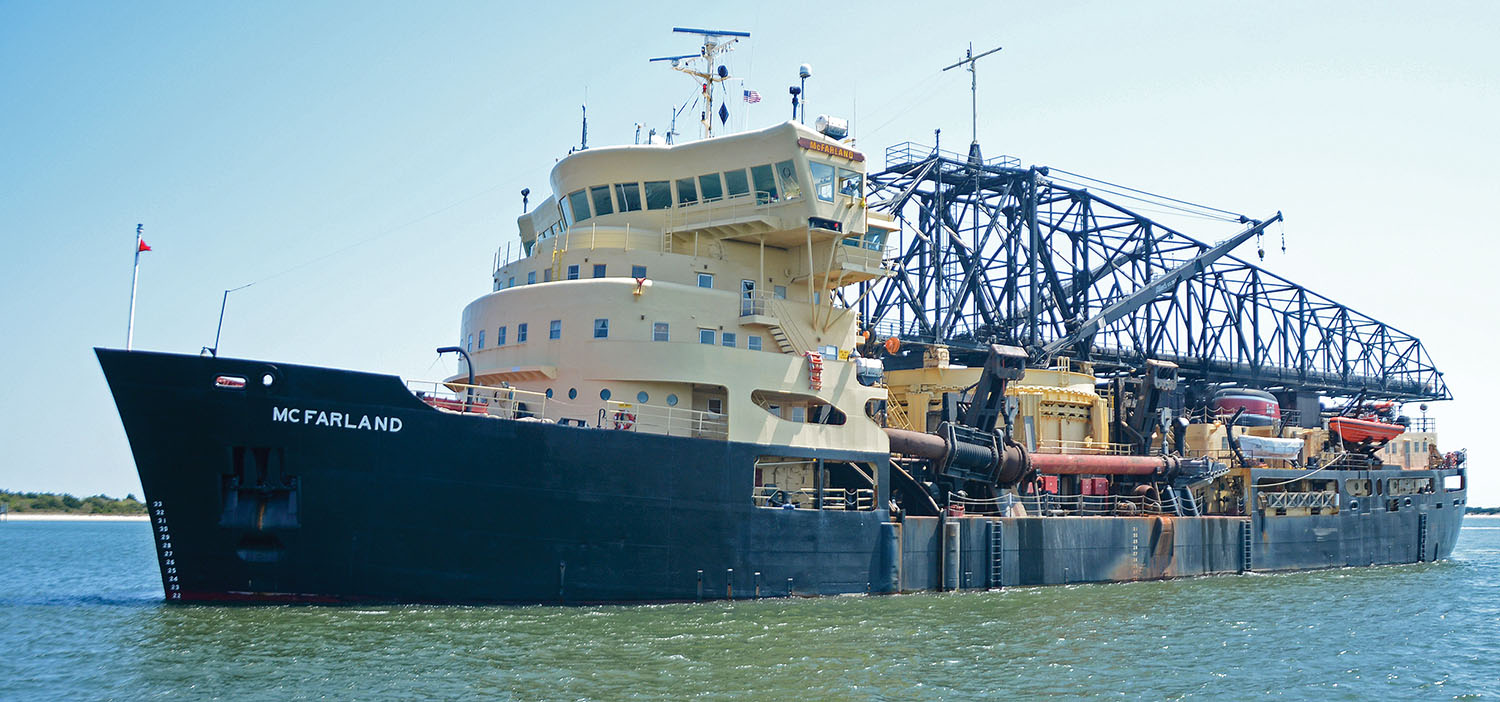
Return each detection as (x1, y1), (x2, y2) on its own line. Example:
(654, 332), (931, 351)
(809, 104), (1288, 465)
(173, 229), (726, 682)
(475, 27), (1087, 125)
(884, 427), (1031, 486)
(884, 427), (949, 462)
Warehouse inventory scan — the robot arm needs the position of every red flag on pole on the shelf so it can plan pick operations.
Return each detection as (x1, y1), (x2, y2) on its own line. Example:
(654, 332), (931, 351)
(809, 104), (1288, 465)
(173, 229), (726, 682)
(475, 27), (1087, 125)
(137, 239), (152, 253)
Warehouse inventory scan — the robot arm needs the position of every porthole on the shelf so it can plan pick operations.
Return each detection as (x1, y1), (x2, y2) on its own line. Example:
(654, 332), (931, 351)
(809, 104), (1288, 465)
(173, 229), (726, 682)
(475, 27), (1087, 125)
(262, 374), (274, 387)
(637, 391), (649, 403)
(600, 388), (612, 401)
(666, 394), (679, 407)
(546, 388), (554, 398)
(1404, 497), (1413, 507)
(568, 388), (578, 400)
(1349, 500), (1358, 511)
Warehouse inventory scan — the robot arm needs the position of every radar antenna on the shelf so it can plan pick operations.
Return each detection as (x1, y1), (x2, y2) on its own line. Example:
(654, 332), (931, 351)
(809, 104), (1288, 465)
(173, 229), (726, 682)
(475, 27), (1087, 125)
(649, 27), (750, 139)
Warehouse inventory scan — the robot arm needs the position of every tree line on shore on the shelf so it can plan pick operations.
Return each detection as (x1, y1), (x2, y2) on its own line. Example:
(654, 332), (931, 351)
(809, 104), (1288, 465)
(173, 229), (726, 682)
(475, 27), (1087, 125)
(1, 489), (146, 515)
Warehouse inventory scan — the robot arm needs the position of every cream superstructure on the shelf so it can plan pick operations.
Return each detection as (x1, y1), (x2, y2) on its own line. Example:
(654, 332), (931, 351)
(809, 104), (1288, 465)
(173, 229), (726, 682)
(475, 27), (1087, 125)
(453, 121), (895, 453)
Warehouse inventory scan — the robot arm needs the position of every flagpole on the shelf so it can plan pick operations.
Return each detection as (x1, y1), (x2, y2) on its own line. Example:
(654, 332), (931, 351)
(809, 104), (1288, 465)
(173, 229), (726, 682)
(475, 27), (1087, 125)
(127, 224), (141, 351)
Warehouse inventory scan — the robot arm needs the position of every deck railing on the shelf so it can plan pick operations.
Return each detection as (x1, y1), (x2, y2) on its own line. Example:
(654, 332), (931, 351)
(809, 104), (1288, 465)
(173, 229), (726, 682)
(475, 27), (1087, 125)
(406, 380), (729, 440)
(752, 487), (876, 511)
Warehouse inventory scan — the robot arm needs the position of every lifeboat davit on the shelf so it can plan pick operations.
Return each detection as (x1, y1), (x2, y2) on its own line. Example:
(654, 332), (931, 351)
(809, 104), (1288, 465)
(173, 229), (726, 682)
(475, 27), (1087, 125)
(1328, 416), (1403, 445)
(1210, 388), (1280, 426)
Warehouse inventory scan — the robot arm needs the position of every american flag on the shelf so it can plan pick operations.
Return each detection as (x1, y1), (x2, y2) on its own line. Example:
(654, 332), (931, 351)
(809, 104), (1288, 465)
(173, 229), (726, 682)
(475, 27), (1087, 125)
(743, 89), (761, 104)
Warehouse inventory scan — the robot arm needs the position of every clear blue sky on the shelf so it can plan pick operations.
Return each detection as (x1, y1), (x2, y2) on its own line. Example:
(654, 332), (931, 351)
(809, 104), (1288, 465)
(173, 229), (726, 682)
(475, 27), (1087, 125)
(2, 1), (1496, 503)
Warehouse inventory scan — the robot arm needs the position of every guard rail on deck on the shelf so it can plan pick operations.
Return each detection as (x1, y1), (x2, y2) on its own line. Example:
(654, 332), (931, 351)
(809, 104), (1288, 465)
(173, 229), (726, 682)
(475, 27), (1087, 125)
(1258, 491), (1338, 512)
(884, 142), (1021, 170)
(663, 190), (778, 234)
(752, 487), (876, 511)
(603, 400), (727, 440)
(406, 380), (728, 440)
(1032, 440), (1135, 456)
(950, 492), (1186, 517)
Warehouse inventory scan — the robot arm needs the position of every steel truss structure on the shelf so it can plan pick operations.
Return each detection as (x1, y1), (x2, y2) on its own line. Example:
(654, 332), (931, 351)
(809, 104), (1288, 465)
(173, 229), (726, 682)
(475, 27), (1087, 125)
(855, 142), (1449, 401)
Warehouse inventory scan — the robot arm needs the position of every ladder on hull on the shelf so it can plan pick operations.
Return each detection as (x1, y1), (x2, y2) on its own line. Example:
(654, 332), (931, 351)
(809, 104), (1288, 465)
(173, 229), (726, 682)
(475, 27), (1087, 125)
(1417, 513), (1429, 562)
(988, 521), (1004, 588)
(1239, 519), (1254, 573)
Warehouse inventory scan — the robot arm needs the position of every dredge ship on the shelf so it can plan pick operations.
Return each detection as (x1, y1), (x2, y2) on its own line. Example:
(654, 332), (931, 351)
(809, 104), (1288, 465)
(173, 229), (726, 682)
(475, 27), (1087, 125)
(99, 31), (1467, 603)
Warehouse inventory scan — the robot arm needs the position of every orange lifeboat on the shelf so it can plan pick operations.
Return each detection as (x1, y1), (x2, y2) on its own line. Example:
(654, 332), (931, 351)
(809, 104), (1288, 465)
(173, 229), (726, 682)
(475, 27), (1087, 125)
(1328, 416), (1403, 445)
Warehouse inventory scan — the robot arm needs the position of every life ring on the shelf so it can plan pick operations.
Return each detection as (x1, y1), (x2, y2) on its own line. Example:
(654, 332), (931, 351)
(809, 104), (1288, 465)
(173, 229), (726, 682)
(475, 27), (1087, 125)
(612, 410), (636, 430)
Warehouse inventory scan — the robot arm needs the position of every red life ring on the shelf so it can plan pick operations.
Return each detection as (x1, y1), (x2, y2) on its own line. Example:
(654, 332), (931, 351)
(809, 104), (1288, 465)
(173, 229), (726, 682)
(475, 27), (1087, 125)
(612, 411), (636, 430)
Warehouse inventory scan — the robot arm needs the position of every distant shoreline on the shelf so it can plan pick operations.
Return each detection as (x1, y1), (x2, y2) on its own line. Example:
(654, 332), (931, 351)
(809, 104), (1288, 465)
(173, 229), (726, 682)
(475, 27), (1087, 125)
(2, 513), (149, 522)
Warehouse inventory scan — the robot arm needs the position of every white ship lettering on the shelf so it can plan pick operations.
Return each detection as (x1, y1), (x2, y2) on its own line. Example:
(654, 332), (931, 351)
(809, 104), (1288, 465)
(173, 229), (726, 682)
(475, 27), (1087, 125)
(271, 406), (402, 432)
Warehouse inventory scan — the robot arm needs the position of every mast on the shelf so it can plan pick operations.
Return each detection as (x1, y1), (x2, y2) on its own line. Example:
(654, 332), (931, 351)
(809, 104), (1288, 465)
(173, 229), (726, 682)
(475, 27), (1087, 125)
(942, 43), (1002, 163)
(649, 27), (750, 139)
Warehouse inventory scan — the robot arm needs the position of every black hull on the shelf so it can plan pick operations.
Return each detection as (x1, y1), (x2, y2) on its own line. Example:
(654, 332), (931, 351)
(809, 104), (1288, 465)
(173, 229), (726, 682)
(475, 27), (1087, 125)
(97, 349), (1467, 604)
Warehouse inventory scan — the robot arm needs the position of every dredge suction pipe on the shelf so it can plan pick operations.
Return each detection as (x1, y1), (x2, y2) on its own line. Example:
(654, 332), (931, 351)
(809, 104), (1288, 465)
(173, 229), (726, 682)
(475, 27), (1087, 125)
(885, 427), (1219, 484)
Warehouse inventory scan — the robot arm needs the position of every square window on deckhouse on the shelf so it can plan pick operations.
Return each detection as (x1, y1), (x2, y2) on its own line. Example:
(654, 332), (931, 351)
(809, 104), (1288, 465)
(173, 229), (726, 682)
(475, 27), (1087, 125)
(750, 164), (777, 203)
(632, 265), (647, 279)
(653, 322), (669, 341)
(699, 329), (715, 345)
(497, 326), (507, 345)
(748, 335), (763, 351)
(590, 185), (614, 217)
(567, 264), (579, 280)
(518, 323), (528, 343)
(724, 169), (750, 197)
(567, 189), (591, 223)
(811, 161), (835, 202)
(478, 330), (485, 349)
(645, 181), (672, 210)
(593, 264), (606, 278)
(722, 332), (736, 348)
(615, 183), (642, 212)
(549, 320), (561, 339)
(527, 271), (536, 285)
(698, 273), (714, 289)
(594, 319), (609, 339)
(698, 173), (723, 202)
(676, 178), (698, 206)
(774, 160), (802, 201)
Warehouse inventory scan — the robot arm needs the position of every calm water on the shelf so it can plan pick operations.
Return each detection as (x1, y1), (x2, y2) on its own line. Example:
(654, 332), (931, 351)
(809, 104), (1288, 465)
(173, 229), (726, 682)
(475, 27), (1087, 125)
(2, 519), (1498, 701)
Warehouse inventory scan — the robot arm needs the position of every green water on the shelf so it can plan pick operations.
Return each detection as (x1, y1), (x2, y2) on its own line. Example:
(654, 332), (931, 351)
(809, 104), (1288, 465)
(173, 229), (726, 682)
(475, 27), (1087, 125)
(3, 518), (1497, 700)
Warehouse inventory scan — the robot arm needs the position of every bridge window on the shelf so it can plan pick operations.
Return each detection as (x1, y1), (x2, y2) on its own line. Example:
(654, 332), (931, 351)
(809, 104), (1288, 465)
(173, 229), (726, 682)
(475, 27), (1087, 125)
(590, 185), (614, 216)
(614, 182), (642, 212)
(644, 180), (672, 210)
(838, 168), (862, 197)
(698, 173), (724, 202)
(775, 160), (803, 201)
(811, 161), (835, 202)
(567, 189), (591, 223)
(676, 177), (698, 206)
(724, 168), (749, 197)
(751, 164), (777, 203)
